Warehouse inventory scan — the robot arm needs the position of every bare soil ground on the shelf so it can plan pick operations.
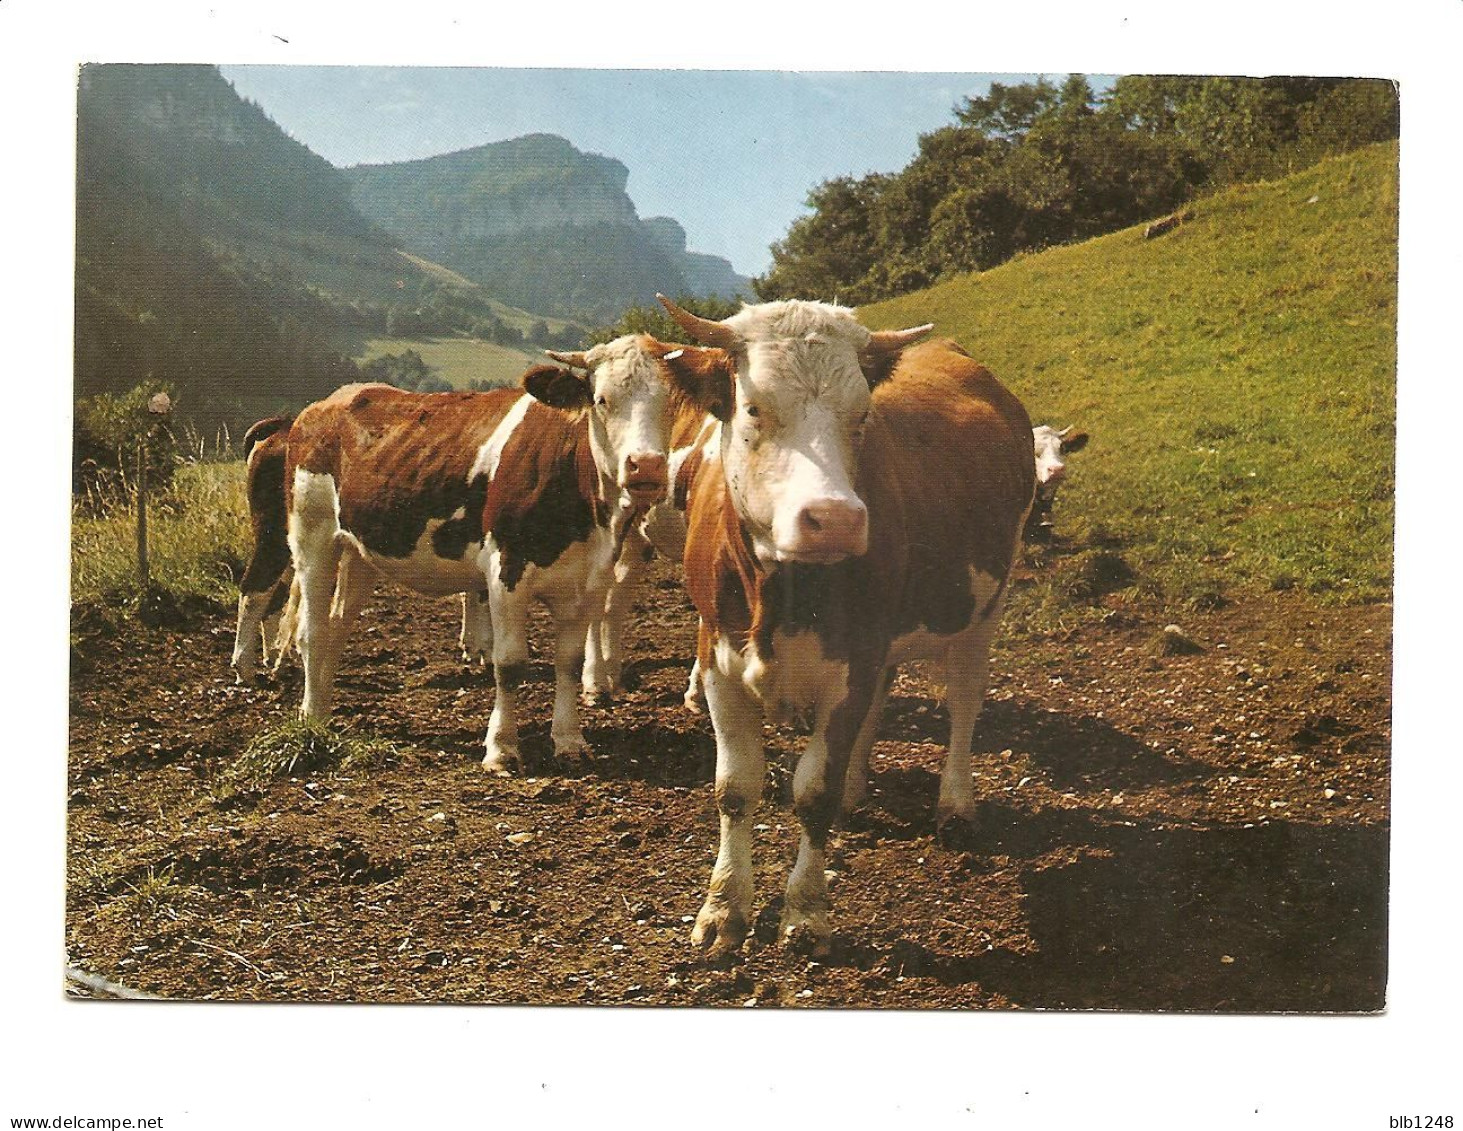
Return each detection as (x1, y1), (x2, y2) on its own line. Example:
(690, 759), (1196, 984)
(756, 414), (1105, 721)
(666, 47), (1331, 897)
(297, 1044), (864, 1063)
(66, 556), (1391, 1011)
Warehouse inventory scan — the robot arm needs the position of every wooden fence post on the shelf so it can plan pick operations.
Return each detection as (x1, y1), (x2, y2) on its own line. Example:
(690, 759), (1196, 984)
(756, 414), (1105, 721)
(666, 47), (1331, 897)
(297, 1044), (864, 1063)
(135, 391), (172, 596)
(136, 435), (149, 589)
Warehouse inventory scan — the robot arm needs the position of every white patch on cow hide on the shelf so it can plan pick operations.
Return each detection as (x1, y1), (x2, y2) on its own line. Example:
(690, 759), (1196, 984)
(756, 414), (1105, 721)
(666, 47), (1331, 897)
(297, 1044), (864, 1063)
(748, 629), (849, 725)
(886, 567), (1007, 667)
(471, 392), (532, 483)
(356, 518), (486, 596)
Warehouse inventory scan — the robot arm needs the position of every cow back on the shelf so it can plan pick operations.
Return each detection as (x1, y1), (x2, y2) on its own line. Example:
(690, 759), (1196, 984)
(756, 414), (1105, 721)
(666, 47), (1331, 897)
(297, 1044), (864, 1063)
(286, 383), (522, 560)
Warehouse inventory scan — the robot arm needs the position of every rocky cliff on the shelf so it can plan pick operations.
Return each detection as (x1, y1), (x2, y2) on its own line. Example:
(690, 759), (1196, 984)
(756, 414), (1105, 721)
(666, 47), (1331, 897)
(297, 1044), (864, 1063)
(346, 134), (750, 321)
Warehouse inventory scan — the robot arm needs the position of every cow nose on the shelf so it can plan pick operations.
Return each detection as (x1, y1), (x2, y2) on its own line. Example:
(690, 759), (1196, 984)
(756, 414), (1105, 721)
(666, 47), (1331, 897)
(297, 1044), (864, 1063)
(795, 498), (868, 558)
(623, 452), (668, 492)
(1044, 463), (1065, 483)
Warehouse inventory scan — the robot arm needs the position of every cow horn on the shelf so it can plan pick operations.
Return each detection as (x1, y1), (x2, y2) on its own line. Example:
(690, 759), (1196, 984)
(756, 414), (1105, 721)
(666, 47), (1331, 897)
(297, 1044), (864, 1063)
(1057, 425), (1073, 437)
(656, 294), (739, 349)
(865, 325), (934, 354)
(544, 350), (590, 370)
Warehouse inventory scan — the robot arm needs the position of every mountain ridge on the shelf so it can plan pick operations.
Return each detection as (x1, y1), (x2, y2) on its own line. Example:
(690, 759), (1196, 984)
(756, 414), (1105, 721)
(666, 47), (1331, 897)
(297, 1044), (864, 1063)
(344, 133), (751, 321)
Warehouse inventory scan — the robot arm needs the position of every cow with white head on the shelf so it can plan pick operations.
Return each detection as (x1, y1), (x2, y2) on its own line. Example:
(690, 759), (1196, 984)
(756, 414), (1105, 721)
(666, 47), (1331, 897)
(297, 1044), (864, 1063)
(1026, 424), (1089, 540)
(661, 295), (1035, 960)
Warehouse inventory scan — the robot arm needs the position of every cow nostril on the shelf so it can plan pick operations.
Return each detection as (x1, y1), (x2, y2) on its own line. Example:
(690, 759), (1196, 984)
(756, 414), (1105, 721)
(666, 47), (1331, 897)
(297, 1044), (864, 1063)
(801, 509), (824, 533)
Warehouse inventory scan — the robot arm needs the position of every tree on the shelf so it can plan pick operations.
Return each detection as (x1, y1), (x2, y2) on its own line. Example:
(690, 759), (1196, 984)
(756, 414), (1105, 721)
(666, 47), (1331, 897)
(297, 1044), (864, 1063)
(954, 77), (1061, 140)
(755, 174), (890, 302)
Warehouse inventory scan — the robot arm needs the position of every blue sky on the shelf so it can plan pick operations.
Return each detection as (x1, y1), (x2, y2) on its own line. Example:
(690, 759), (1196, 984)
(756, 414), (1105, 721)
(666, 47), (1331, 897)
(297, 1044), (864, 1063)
(219, 66), (1099, 277)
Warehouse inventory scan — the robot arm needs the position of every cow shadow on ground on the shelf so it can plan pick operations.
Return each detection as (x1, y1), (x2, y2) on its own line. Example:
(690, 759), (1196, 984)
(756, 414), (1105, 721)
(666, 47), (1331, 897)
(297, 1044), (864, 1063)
(863, 694), (1207, 836)
(827, 805), (1388, 1012)
(499, 721), (716, 788)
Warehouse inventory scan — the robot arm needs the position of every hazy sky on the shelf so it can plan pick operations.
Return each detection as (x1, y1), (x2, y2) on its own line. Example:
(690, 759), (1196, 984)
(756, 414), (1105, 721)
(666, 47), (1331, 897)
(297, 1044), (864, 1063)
(219, 66), (1091, 277)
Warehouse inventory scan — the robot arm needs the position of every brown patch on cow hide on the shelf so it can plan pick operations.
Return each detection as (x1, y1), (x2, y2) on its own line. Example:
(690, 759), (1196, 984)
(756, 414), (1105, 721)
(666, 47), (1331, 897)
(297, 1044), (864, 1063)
(285, 383), (522, 562)
(481, 400), (608, 591)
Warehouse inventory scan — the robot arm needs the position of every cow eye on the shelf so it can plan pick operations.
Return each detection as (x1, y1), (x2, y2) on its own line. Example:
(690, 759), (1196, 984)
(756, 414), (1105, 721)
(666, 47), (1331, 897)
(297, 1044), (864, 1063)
(595, 395), (608, 409)
(744, 403), (760, 419)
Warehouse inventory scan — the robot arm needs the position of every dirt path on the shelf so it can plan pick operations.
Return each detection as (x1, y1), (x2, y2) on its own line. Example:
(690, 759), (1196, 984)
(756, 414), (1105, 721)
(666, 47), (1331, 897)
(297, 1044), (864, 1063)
(66, 561), (1391, 1010)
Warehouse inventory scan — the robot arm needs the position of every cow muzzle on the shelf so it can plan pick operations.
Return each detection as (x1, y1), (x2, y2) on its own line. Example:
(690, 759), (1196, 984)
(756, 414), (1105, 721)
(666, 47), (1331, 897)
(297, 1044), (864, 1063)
(778, 497), (869, 563)
(621, 452), (669, 504)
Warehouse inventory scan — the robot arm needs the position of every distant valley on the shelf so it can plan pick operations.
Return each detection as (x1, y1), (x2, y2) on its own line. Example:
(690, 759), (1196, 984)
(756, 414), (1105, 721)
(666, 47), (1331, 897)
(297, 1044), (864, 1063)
(74, 64), (750, 434)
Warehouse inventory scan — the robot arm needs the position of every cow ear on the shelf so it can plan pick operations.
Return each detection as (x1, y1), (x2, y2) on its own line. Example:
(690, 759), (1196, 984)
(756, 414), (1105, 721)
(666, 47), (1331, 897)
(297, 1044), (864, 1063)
(1062, 431), (1089, 453)
(858, 324), (934, 386)
(660, 345), (734, 422)
(522, 364), (591, 410)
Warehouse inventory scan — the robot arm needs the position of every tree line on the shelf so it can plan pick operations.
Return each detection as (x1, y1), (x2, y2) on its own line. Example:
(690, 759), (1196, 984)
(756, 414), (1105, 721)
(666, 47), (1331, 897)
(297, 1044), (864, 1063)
(755, 75), (1398, 305)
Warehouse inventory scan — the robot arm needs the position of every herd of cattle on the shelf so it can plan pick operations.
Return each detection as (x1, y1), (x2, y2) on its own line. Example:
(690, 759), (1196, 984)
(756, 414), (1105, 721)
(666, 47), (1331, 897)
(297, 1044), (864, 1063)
(229, 297), (1088, 960)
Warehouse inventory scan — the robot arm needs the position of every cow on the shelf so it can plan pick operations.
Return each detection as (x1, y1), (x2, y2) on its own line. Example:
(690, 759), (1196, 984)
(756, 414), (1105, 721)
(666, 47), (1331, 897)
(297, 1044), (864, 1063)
(233, 334), (724, 771)
(658, 295), (1035, 960)
(1026, 424), (1089, 541)
(244, 389), (714, 706)
(231, 415), (295, 682)
(577, 405), (717, 703)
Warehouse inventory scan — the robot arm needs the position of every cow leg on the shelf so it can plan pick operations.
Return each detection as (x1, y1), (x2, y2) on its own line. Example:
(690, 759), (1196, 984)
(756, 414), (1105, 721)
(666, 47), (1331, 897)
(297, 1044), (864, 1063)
(233, 564), (293, 685)
(269, 572), (300, 673)
(840, 665), (893, 815)
(232, 584), (277, 684)
(683, 617), (709, 714)
(937, 595), (1006, 828)
(460, 590), (492, 663)
(549, 597), (592, 759)
(289, 473), (346, 720)
(328, 551), (373, 659)
(683, 655), (704, 714)
(782, 680), (870, 956)
(258, 564), (293, 672)
(692, 661), (765, 961)
(583, 528), (648, 703)
(483, 562), (530, 773)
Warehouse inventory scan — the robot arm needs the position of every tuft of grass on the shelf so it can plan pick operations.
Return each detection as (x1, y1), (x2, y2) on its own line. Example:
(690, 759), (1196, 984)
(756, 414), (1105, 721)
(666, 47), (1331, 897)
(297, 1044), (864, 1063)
(103, 863), (192, 923)
(223, 717), (398, 793)
(867, 141), (1397, 612)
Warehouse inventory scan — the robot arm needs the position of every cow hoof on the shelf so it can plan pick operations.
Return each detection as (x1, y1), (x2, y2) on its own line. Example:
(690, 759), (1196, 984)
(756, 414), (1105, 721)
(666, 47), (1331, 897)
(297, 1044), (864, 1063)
(580, 687), (617, 708)
(231, 653), (257, 685)
(691, 901), (748, 962)
(935, 810), (979, 850)
(682, 690), (704, 715)
(552, 733), (592, 761)
(482, 744), (520, 775)
(779, 909), (832, 958)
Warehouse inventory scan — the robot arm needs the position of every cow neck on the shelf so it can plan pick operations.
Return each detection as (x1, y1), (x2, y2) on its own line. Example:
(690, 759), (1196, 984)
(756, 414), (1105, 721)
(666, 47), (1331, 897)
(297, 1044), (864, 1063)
(482, 405), (611, 592)
(716, 480), (856, 665)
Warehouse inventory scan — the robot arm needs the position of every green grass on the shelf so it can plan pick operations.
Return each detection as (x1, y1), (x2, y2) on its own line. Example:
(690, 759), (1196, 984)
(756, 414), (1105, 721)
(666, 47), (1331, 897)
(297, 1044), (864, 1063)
(71, 460), (251, 617)
(358, 335), (542, 390)
(223, 717), (398, 793)
(866, 141), (1397, 617)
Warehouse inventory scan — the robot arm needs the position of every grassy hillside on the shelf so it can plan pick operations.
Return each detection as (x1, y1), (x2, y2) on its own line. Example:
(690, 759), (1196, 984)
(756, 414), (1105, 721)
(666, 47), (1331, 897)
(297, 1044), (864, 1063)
(357, 336), (541, 390)
(866, 141), (1397, 615)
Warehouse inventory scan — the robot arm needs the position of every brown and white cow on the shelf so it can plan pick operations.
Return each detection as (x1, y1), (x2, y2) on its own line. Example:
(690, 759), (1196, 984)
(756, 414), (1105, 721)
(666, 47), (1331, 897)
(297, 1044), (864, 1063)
(659, 295), (1035, 960)
(1026, 423), (1089, 541)
(577, 403), (717, 703)
(234, 334), (722, 770)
